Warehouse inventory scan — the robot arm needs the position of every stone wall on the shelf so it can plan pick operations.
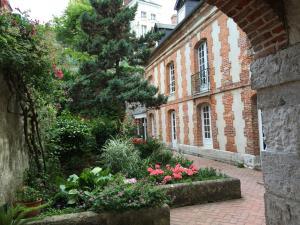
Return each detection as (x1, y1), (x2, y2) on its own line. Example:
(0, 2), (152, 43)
(251, 43), (300, 225)
(0, 73), (28, 205)
(29, 205), (170, 225)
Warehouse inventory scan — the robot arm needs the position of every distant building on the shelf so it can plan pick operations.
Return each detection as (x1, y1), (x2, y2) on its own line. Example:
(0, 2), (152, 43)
(124, 0), (162, 37)
(0, 0), (12, 11)
(144, 0), (262, 168)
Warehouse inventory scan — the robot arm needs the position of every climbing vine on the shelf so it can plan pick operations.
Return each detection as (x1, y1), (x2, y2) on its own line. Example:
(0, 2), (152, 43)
(0, 11), (55, 173)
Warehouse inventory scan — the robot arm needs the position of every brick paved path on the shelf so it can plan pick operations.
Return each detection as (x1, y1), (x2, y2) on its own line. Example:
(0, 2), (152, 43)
(171, 155), (266, 225)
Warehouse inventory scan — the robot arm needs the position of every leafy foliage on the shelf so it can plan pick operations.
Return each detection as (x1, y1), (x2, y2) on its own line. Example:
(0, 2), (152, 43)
(56, 167), (113, 208)
(101, 138), (141, 178)
(92, 181), (169, 212)
(0, 205), (36, 225)
(47, 112), (94, 158)
(54, 0), (92, 49)
(16, 187), (42, 203)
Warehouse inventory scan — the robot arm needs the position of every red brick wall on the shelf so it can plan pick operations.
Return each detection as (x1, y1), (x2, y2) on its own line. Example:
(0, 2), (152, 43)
(145, 4), (260, 156)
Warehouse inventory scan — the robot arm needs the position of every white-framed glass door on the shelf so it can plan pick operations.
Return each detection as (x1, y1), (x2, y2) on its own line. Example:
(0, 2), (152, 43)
(198, 41), (209, 92)
(201, 105), (213, 148)
(170, 111), (177, 148)
(150, 115), (156, 137)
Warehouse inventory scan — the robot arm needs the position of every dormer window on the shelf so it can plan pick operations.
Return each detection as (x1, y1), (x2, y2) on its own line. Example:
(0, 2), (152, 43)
(141, 11), (147, 19)
(175, 0), (201, 23)
(151, 13), (156, 21)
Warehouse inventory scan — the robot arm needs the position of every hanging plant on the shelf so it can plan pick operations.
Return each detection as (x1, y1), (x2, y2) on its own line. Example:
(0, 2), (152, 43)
(0, 11), (55, 173)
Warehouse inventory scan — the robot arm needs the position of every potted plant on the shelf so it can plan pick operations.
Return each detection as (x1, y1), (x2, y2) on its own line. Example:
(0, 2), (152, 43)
(16, 187), (43, 218)
(0, 204), (36, 225)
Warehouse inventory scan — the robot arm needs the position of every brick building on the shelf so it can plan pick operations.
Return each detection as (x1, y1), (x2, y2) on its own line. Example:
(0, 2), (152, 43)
(145, 0), (262, 168)
(0, 0), (12, 11)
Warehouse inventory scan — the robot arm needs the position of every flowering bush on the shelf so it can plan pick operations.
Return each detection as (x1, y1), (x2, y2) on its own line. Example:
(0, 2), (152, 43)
(147, 163), (199, 184)
(147, 163), (224, 185)
(132, 137), (145, 145)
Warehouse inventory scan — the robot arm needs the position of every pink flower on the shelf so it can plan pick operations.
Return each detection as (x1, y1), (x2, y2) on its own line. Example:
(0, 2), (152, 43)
(147, 167), (154, 173)
(173, 173), (182, 180)
(150, 169), (164, 176)
(166, 164), (171, 170)
(189, 165), (199, 172)
(172, 164), (185, 174)
(186, 169), (194, 176)
(125, 178), (137, 184)
(155, 164), (161, 169)
(163, 175), (172, 184)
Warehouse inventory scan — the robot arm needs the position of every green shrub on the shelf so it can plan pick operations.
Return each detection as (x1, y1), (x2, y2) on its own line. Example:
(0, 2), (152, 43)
(134, 138), (163, 159)
(170, 154), (193, 168)
(102, 138), (141, 178)
(16, 187), (42, 203)
(149, 148), (173, 166)
(91, 117), (119, 151)
(92, 182), (169, 212)
(46, 112), (94, 160)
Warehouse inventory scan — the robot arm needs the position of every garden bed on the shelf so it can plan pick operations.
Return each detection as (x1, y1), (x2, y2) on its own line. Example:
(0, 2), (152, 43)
(29, 205), (170, 225)
(162, 177), (241, 208)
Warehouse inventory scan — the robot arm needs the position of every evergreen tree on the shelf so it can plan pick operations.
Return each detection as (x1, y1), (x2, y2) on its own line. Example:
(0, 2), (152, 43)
(69, 0), (167, 119)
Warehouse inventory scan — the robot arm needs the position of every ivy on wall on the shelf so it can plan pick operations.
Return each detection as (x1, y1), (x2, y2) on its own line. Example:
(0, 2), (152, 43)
(0, 11), (54, 172)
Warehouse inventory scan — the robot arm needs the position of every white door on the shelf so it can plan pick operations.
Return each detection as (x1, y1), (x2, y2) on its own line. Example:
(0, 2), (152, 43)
(170, 111), (177, 149)
(151, 115), (156, 137)
(198, 41), (209, 92)
(201, 105), (213, 148)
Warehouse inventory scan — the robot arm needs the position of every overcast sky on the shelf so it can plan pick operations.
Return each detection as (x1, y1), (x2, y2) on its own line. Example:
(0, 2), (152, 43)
(9, 0), (176, 24)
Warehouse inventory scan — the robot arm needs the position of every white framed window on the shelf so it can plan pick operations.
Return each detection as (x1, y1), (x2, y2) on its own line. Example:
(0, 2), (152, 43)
(151, 13), (156, 21)
(198, 41), (209, 92)
(169, 63), (175, 94)
(141, 25), (147, 36)
(141, 11), (147, 18)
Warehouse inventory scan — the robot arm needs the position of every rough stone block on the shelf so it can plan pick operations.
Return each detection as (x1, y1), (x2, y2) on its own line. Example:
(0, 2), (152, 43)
(262, 105), (300, 154)
(251, 43), (300, 90)
(262, 151), (300, 202)
(265, 192), (300, 225)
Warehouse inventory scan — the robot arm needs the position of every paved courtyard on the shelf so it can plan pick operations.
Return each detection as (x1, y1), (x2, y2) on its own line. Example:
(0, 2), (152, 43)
(171, 155), (266, 225)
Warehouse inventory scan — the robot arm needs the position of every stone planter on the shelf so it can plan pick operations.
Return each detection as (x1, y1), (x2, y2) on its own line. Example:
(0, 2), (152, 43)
(161, 178), (241, 208)
(29, 205), (170, 225)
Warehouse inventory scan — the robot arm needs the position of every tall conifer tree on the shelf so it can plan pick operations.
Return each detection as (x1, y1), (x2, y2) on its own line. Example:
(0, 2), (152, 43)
(69, 0), (167, 118)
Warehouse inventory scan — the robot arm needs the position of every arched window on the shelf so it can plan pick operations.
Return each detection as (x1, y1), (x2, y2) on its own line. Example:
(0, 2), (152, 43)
(197, 41), (210, 92)
(169, 63), (175, 94)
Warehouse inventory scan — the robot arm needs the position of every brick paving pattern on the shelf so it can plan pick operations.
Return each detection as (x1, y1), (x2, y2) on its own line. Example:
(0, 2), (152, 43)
(171, 155), (266, 225)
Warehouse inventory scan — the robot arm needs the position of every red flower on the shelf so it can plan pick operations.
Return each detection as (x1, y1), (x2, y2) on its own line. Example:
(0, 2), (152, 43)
(163, 175), (172, 184)
(55, 69), (64, 79)
(155, 164), (160, 169)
